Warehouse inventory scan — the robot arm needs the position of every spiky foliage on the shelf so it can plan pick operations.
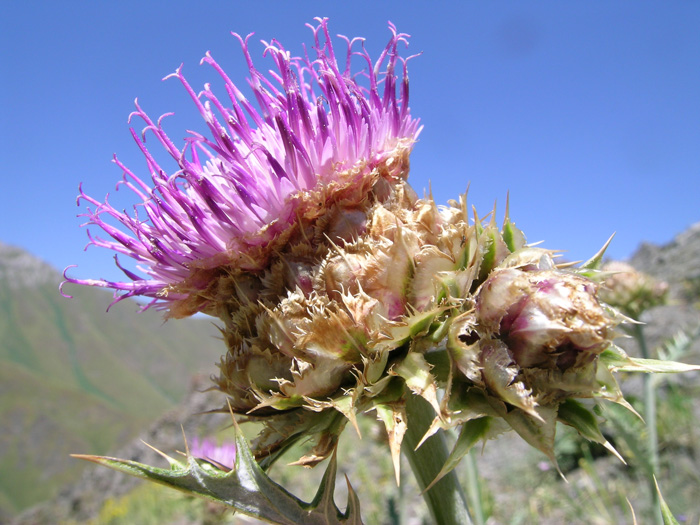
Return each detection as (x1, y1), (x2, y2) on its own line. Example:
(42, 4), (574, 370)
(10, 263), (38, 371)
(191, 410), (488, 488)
(74, 420), (362, 525)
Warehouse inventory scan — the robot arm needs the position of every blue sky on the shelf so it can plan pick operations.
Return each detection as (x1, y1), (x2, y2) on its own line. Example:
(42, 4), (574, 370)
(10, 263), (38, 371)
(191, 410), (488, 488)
(1, 2), (699, 289)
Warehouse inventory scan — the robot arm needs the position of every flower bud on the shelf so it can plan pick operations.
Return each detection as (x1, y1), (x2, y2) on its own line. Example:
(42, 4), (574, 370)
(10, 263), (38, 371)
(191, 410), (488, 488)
(475, 267), (615, 370)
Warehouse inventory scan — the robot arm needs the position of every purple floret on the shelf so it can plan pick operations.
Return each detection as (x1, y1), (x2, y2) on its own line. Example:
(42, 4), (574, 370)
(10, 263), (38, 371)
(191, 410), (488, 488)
(62, 18), (421, 313)
(190, 437), (236, 470)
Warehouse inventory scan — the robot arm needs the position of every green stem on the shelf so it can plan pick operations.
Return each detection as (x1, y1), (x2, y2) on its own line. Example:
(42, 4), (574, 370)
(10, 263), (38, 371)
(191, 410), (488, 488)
(633, 324), (661, 525)
(403, 391), (473, 525)
(464, 452), (485, 525)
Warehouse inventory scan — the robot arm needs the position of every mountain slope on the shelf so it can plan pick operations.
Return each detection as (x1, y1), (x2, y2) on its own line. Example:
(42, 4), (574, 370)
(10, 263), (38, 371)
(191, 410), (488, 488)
(0, 242), (225, 517)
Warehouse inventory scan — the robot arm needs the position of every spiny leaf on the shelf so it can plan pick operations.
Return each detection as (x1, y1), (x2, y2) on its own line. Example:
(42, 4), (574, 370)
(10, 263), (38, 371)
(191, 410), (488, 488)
(593, 361), (642, 419)
(477, 222), (509, 282)
(579, 234), (615, 270)
(480, 340), (541, 420)
(503, 405), (560, 474)
(601, 403), (654, 476)
(73, 421), (362, 525)
(251, 408), (338, 471)
(423, 416), (491, 493)
(655, 477), (680, 525)
(557, 399), (625, 464)
(502, 194), (526, 253)
(374, 401), (407, 485)
(384, 309), (441, 348)
(423, 347), (451, 381)
(303, 393), (361, 438)
(391, 352), (441, 416)
(600, 348), (700, 374)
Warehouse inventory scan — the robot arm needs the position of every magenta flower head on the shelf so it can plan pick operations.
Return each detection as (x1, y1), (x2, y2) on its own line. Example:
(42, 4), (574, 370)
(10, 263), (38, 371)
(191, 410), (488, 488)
(63, 18), (421, 317)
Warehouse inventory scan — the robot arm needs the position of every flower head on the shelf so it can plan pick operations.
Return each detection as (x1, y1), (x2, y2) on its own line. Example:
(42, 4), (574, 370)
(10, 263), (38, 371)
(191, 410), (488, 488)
(474, 265), (614, 370)
(599, 261), (668, 318)
(63, 18), (421, 316)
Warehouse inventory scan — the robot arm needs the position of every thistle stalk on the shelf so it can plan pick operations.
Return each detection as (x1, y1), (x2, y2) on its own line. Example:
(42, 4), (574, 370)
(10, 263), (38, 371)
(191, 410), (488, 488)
(633, 323), (662, 525)
(463, 452), (485, 525)
(402, 390), (473, 525)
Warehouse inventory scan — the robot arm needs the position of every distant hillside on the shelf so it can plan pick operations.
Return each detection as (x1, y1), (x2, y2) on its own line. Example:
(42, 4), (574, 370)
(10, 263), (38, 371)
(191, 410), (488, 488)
(0, 242), (224, 519)
(13, 374), (236, 525)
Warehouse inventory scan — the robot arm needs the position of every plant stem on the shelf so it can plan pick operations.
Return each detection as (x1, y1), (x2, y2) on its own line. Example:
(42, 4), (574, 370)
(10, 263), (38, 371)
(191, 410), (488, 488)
(633, 323), (662, 525)
(464, 452), (485, 525)
(403, 391), (473, 525)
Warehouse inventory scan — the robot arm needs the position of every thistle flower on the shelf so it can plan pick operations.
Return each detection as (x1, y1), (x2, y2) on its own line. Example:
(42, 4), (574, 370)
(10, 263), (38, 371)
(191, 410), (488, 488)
(599, 260), (668, 318)
(189, 437), (237, 470)
(67, 19), (700, 525)
(64, 17), (424, 470)
(63, 18), (421, 318)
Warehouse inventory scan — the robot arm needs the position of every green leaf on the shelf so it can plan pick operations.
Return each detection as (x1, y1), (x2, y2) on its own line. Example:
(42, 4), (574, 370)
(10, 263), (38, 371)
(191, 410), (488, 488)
(423, 347), (451, 381)
(251, 408), (340, 471)
(655, 478), (680, 525)
(601, 403), (654, 476)
(579, 234), (615, 270)
(480, 340), (540, 419)
(423, 416), (491, 493)
(557, 399), (625, 463)
(503, 405), (559, 470)
(391, 352), (441, 415)
(502, 196), (526, 253)
(383, 309), (441, 350)
(73, 421), (362, 525)
(600, 348), (700, 374)
(477, 224), (509, 282)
